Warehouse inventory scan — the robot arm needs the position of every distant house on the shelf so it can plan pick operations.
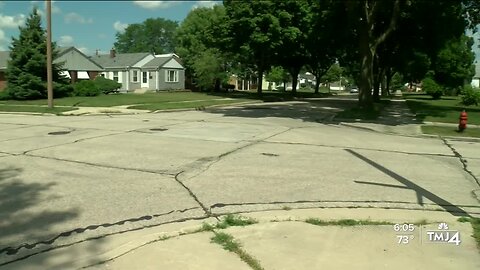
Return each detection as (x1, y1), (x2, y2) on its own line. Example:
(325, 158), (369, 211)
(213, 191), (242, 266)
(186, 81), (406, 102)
(142, 53), (185, 91)
(0, 51), (9, 91)
(0, 46), (104, 91)
(55, 46), (104, 82)
(90, 49), (185, 92)
(472, 64), (480, 88)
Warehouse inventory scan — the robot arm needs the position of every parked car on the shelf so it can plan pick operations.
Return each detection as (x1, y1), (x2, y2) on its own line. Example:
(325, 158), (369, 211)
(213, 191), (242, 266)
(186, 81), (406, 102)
(350, 86), (359, 93)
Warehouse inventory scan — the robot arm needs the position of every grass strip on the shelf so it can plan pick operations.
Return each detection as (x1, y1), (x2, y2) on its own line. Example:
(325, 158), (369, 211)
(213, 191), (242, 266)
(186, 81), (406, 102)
(458, 217), (480, 250)
(211, 232), (265, 270)
(306, 218), (394, 226)
(421, 125), (480, 138)
(0, 104), (77, 114)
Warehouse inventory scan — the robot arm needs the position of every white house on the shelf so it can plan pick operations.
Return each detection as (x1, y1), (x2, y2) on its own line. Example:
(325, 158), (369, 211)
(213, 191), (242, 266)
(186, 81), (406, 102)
(472, 64), (480, 88)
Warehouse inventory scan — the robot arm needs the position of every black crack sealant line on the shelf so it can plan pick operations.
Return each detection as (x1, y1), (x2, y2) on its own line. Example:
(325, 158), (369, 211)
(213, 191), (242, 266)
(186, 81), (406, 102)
(0, 207), (199, 258)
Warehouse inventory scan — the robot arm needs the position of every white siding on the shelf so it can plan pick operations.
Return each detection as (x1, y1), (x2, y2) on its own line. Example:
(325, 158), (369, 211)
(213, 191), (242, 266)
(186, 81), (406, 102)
(472, 78), (479, 88)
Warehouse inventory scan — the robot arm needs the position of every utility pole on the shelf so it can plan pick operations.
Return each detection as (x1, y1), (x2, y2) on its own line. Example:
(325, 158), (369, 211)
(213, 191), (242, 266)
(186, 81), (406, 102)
(46, 0), (53, 108)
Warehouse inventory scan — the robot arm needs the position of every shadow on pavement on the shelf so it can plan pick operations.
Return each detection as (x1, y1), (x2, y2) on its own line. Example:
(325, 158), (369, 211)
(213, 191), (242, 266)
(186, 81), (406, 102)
(0, 166), (101, 268)
(206, 95), (421, 127)
(346, 149), (471, 217)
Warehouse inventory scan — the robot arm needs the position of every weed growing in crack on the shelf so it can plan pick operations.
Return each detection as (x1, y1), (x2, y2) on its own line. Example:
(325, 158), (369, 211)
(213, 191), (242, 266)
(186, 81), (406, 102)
(306, 218), (393, 226)
(458, 217), (480, 249)
(211, 232), (265, 270)
(216, 214), (258, 229)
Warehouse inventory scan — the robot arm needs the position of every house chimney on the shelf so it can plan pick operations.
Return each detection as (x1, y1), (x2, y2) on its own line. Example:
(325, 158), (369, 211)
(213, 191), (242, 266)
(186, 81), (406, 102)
(110, 48), (116, 58)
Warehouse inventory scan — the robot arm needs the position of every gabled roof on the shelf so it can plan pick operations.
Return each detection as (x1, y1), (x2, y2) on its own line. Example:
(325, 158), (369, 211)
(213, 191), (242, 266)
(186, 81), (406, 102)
(90, 53), (152, 68)
(55, 46), (104, 71)
(142, 56), (172, 69)
(0, 47), (100, 71)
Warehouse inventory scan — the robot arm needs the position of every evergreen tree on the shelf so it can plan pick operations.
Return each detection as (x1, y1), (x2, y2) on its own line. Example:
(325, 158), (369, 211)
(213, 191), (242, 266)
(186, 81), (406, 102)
(5, 8), (70, 100)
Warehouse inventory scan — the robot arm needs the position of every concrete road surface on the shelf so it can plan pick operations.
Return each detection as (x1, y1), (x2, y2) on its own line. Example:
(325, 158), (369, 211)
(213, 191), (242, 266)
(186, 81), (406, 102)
(0, 99), (479, 269)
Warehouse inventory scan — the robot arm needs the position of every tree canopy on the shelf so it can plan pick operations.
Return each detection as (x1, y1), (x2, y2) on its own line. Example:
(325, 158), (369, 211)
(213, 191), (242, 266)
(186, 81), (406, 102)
(114, 18), (178, 54)
(175, 5), (230, 91)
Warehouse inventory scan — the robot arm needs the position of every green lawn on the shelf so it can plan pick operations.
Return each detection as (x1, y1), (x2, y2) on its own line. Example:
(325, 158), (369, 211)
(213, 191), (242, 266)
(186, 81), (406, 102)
(0, 90), (330, 110)
(404, 94), (480, 125)
(421, 125), (480, 138)
(0, 92), (227, 107)
(128, 99), (252, 111)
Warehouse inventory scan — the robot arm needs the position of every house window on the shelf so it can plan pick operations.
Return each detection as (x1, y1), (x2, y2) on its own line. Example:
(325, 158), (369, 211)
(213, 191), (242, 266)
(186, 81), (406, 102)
(166, 70), (178, 83)
(113, 71), (119, 82)
(132, 71), (138, 82)
(142, 72), (148, 83)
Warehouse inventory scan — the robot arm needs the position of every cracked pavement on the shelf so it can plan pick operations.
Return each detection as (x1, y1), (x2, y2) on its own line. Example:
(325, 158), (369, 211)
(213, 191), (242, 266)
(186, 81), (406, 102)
(0, 100), (479, 267)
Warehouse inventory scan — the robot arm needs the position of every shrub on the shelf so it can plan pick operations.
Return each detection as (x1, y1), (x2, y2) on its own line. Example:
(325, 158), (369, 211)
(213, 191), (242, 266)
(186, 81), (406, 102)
(73, 80), (101, 97)
(422, 77), (443, 99)
(461, 85), (480, 106)
(94, 76), (121, 94)
(53, 82), (73, 98)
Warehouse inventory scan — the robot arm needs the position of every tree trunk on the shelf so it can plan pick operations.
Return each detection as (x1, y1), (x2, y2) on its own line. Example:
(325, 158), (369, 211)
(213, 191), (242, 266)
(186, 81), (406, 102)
(372, 58), (381, 102)
(314, 77), (321, 94)
(381, 72), (387, 97)
(290, 68), (300, 96)
(257, 68), (263, 95)
(385, 68), (394, 96)
(214, 78), (221, 92)
(358, 48), (374, 108)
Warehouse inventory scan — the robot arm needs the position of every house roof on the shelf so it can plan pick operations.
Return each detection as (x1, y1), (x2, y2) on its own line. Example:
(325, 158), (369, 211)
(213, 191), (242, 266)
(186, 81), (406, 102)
(142, 56), (172, 69)
(0, 47), (97, 70)
(90, 52), (151, 68)
(55, 46), (104, 71)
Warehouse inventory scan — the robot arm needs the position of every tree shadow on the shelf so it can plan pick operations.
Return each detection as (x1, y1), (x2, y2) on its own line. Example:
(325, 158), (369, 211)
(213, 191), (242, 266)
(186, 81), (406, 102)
(204, 94), (422, 127)
(0, 165), (94, 267)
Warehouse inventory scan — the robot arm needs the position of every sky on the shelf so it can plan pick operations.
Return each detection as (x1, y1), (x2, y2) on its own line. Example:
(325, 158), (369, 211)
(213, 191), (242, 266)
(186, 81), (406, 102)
(0, 1), (220, 55)
(0, 0), (479, 62)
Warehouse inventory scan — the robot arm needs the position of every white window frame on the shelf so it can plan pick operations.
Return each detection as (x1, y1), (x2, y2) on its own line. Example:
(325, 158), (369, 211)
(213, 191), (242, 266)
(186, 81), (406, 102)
(113, 71), (119, 82)
(132, 70), (138, 82)
(166, 69), (178, 83)
(142, 71), (148, 83)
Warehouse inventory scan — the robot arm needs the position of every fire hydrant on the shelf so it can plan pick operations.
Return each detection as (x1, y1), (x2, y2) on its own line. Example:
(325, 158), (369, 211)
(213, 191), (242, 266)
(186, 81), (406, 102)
(458, 110), (468, 132)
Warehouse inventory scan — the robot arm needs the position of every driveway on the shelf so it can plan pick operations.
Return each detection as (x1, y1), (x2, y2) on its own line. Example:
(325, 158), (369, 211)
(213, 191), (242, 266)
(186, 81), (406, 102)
(0, 99), (479, 267)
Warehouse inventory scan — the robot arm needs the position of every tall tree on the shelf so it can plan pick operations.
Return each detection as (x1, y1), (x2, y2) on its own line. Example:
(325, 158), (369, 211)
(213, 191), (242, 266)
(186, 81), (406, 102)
(114, 18), (178, 54)
(175, 5), (231, 91)
(5, 8), (69, 100)
(273, 0), (311, 95)
(305, 0), (339, 94)
(433, 34), (476, 92)
(224, 0), (282, 94)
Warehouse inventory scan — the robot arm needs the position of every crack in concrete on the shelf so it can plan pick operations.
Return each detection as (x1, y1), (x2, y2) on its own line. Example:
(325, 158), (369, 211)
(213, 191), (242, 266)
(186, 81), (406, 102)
(0, 214), (209, 267)
(260, 140), (457, 159)
(440, 137), (480, 188)
(210, 199), (480, 210)
(23, 153), (175, 176)
(0, 207), (201, 258)
(174, 171), (212, 217)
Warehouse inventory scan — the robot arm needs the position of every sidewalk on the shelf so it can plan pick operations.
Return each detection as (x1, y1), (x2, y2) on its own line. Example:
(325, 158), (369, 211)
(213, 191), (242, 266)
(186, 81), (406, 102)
(4, 209), (479, 270)
(339, 99), (423, 136)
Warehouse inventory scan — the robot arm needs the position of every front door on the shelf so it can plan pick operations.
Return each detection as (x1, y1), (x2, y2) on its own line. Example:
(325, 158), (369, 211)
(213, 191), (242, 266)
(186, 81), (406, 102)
(141, 71), (149, 88)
